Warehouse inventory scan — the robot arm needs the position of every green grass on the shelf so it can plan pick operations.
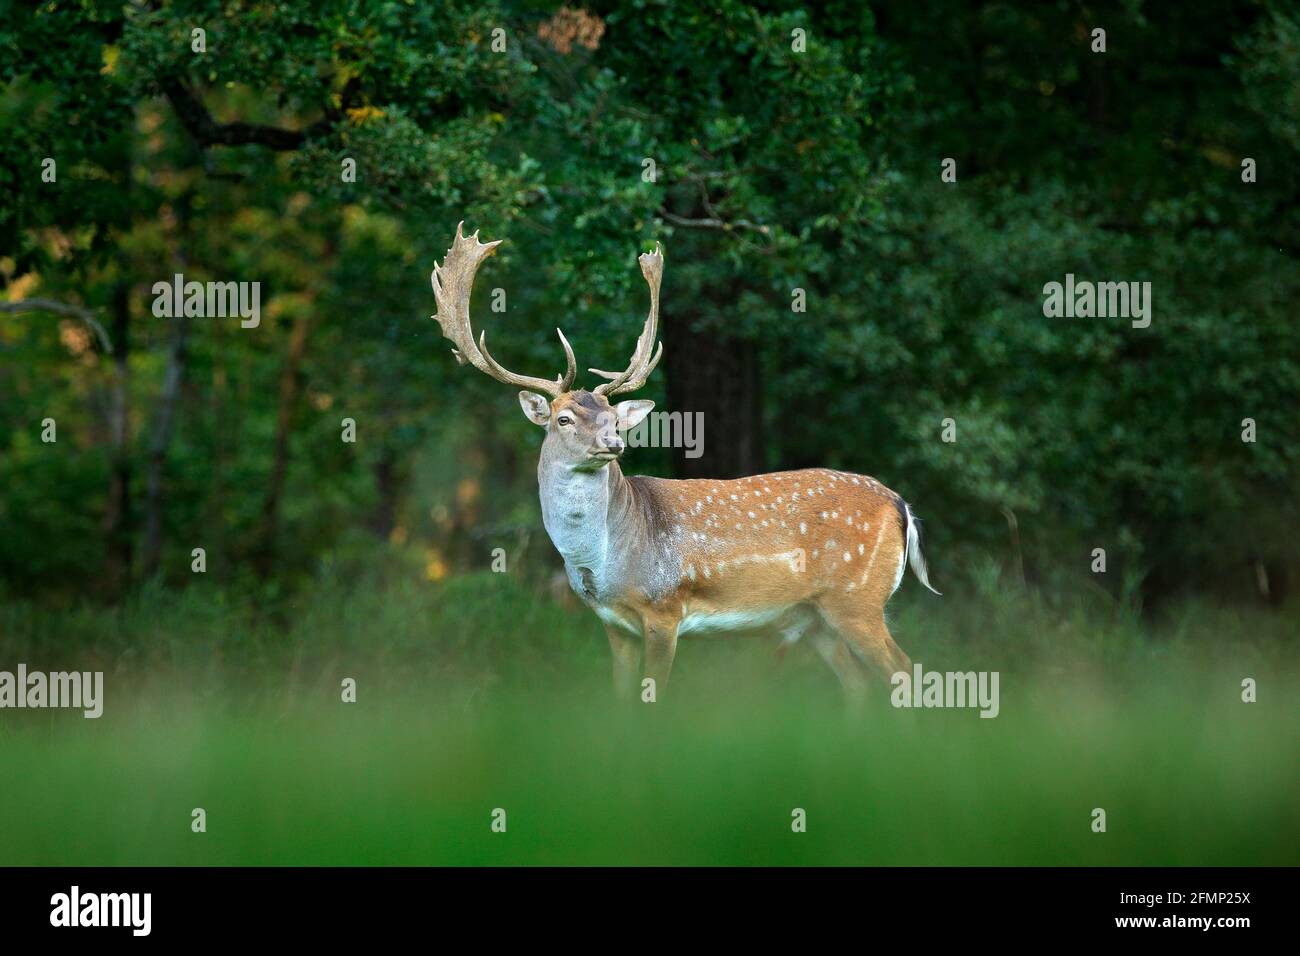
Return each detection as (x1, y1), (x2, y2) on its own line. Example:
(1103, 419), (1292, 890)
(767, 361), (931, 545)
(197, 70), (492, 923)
(0, 571), (1296, 865)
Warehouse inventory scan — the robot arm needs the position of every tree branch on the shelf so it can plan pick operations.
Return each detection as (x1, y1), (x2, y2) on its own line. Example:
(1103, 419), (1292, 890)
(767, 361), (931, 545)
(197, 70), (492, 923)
(0, 298), (114, 353)
(162, 78), (333, 150)
(659, 210), (771, 235)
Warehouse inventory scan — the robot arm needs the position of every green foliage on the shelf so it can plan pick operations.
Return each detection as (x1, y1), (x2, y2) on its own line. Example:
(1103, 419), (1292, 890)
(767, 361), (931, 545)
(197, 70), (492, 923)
(0, 0), (1297, 606)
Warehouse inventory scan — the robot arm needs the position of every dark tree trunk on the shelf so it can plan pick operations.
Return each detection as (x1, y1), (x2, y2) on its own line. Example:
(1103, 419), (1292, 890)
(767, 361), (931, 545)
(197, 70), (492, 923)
(142, 192), (195, 577)
(206, 326), (230, 566)
(141, 313), (192, 576)
(102, 280), (133, 595)
(663, 305), (764, 479)
(369, 447), (398, 540)
(256, 311), (311, 576)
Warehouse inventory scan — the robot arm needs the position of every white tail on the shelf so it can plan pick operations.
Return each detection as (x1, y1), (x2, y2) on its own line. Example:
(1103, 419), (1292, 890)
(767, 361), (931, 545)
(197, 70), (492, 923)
(903, 502), (941, 595)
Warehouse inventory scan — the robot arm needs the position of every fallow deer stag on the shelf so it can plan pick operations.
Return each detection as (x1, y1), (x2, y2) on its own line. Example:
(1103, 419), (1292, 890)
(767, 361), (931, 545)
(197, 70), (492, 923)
(431, 223), (939, 701)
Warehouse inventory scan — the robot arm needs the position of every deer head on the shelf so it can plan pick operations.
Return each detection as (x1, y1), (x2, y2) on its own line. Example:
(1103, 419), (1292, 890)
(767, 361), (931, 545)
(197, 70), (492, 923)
(431, 222), (661, 471)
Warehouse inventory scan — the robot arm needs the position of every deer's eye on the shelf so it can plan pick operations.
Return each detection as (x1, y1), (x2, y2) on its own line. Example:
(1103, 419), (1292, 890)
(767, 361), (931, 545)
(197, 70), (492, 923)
(556, 415), (574, 427)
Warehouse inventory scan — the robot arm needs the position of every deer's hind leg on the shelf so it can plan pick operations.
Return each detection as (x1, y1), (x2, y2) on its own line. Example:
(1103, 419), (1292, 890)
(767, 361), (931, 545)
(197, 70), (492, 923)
(810, 626), (872, 708)
(814, 590), (912, 685)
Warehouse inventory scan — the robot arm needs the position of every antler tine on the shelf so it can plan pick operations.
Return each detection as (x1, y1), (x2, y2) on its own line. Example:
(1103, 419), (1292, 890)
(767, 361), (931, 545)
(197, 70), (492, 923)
(591, 243), (664, 397)
(431, 222), (576, 397)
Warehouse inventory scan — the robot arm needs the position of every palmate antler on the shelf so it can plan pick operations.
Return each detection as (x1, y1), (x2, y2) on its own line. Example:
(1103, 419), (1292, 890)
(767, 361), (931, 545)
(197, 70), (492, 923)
(591, 244), (664, 397)
(431, 224), (663, 398)
(431, 222), (576, 397)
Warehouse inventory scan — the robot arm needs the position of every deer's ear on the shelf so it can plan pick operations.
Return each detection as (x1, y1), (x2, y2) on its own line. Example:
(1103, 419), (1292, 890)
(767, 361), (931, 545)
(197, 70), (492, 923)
(615, 399), (654, 431)
(519, 391), (552, 427)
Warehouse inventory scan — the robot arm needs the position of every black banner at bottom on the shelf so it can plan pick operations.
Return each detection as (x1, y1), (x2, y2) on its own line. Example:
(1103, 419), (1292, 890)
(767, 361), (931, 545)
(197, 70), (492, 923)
(0, 866), (1285, 942)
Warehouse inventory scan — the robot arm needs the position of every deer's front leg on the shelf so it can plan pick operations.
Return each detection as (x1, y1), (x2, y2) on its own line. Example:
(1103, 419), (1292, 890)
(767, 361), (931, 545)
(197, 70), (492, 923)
(641, 614), (680, 701)
(605, 624), (641, 699)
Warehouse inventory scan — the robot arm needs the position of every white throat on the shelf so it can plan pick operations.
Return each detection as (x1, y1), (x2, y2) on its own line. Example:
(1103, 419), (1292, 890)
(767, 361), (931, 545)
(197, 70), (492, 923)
(540, 463), (613, 571)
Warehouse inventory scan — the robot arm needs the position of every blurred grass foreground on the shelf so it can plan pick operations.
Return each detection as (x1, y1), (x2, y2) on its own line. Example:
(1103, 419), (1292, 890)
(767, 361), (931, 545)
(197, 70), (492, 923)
(1, 569), (1295, 866)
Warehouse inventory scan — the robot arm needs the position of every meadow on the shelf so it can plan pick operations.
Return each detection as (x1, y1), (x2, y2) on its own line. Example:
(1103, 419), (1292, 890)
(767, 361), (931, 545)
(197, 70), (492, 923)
(1, 565), (1295, 866)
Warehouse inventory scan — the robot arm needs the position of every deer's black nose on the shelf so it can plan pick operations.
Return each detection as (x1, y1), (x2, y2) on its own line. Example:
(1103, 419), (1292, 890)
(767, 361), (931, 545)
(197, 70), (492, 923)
(599, 433), (625, 453)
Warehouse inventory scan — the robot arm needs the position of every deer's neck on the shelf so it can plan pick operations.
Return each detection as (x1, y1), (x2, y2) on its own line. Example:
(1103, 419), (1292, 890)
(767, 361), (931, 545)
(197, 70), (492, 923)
(537, 453), (642, 585)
